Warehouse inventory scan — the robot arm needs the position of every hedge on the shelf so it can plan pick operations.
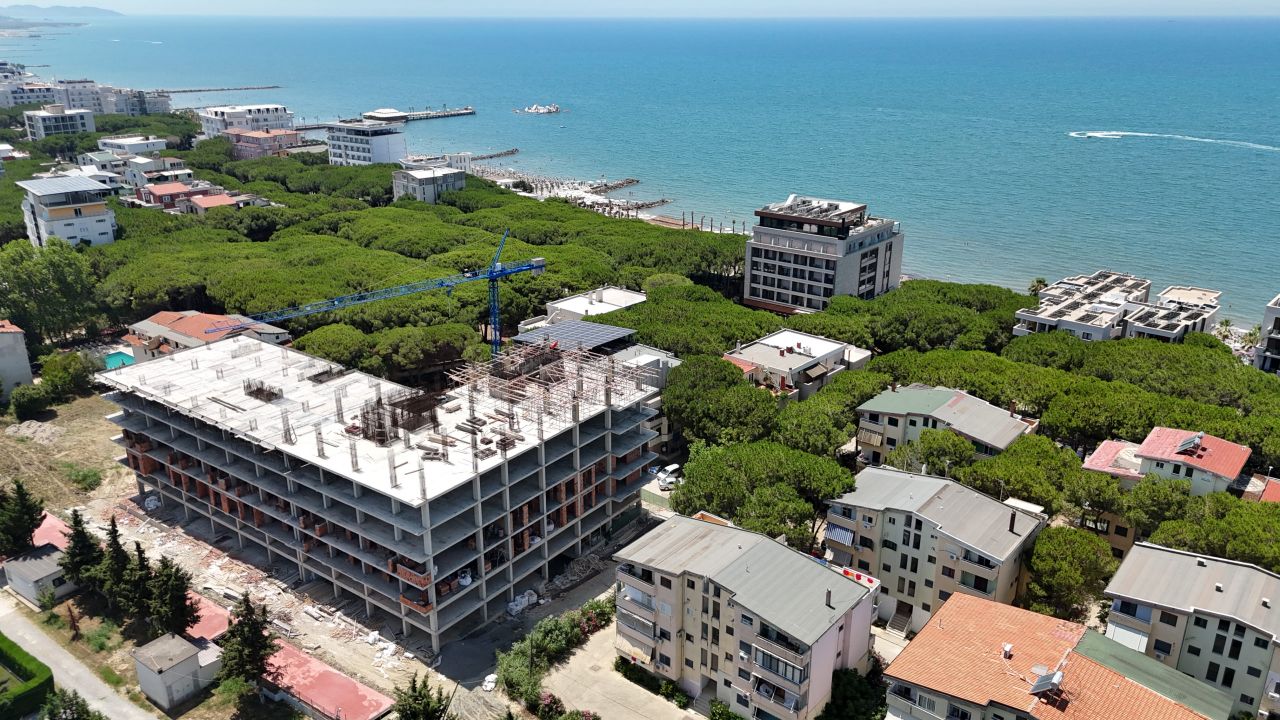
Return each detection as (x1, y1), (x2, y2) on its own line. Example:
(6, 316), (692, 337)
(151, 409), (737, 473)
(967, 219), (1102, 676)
(0, 629), (54, 717)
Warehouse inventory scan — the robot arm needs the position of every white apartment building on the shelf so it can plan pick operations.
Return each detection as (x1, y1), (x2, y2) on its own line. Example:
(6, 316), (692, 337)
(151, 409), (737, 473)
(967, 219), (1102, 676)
(55, 79), (108, 114)
(24, 104), (95, 140)
(392, 168), (466, 204)
(16, 176), (117, 247)
(0, 319), (33, 401)
(0, 81), (61, 107)
(123, 156), (192, 188)
(744, 194), (904, 313)
(854, 383), (1038, 465)
(401, 152), (472, 174)
(325, 119), (407, 166)
(824, 467), (1044, 635)
(614, 515), (879, 720)
(198, 104), (295, 137)
(723, 329), (869, 403)
(98, 338), (660, 651)
(78, 150), (130, 174)
(99, 135), (168, 155)
(1015, 270), (1220, 343)
(1105, 543), (1280, 717)
(1255, 294), (1280, 374)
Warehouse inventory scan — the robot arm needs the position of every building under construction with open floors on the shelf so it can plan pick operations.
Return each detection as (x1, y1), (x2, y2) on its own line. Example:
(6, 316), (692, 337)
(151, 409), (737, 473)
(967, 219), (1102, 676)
(96, 336), (660, 652)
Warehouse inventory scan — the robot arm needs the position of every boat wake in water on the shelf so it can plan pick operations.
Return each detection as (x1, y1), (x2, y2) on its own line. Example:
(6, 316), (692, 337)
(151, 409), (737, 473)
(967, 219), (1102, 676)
(1068, 130), (1280, 152)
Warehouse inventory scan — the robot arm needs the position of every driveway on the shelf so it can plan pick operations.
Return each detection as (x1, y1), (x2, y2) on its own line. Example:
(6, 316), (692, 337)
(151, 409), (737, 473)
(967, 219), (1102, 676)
(544, 621), (693, 720)
(0, 593), (155, 720)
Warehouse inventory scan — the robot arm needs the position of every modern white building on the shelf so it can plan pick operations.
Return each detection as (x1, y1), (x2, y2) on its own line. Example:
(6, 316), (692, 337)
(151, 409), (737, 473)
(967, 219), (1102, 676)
(123, 156), (192, 188)
(401, 152), (472, 174)
(325, 119), (407, 166)
(77, 150), (130, 174)
(15, 176), (117, 247)
(613, 514), (880, 719)
(99, 337), (661, 652)
(744, 194), (904, 313)
(1015, 270), (1221, 343)
(99, 135), (167, 155)
(392, 168), (466, 204)
(1254, 294), (1280, 374)
(0, 81), (61, 108)
(723, 329), (869, 403)
(133, 633), (221, 711)
(198, 104), (295, 137)
(0, 319), (33, 400)
(24, 104), (95, 140)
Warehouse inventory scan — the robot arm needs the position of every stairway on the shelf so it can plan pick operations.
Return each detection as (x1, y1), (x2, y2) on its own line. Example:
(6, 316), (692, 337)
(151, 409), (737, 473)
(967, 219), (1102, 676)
(887, 608), (912, 636)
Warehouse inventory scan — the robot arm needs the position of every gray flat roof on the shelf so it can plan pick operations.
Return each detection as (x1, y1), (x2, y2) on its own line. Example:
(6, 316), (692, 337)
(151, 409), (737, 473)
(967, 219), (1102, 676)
(133, 633), (199, 673)
(513, 320), (635, 350)
(615, 515), (869, 645)
(1105, 543), (1280, 639)
(3, 543), (64, 581)
(831, 467), (1044, 561)
(15, 176), (110, 195)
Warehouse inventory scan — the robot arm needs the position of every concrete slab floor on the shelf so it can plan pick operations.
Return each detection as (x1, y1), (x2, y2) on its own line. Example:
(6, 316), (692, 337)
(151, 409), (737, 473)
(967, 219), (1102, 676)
(872, 625), (909, 664)
(544, 621), (695, 720)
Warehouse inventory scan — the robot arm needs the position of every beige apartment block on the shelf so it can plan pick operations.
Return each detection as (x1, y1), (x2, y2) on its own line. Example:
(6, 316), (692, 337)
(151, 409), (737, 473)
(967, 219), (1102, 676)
(613, 515), (880, 720)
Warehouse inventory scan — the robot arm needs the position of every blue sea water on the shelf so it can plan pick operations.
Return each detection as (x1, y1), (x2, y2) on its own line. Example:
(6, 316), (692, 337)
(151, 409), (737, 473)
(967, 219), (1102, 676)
(6, 17), (1279, 321)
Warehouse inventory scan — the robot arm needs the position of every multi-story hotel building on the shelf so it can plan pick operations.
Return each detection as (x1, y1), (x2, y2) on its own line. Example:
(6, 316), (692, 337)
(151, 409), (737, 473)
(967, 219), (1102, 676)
(325, 119), (408, 166)
(613, 515), (880, 720)
(823, 467), (1045, 635)
(743, 194), (904, 314)
(97, 337), (660, 651)
(1104, 543), (1280, 718)
(1256, 294), (1280, 374)
(198, 104), (295, 137)
(24, 104), (95, 140)
(15, 176), (116, 247)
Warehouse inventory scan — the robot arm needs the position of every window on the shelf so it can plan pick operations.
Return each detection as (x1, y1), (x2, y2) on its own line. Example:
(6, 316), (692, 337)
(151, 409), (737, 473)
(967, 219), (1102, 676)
(726, 625), (734, 636)
(886, 438), (897, 448)
(1194, 617), (1208, 629)
(942, 566), (955, 578)
(1187, 645), (1201, 656)
(659, 629), (671, 641)
(946, 704), (972, 720)
(1207, 662), (1219, 683)
(882, 563), (891, 573)
(910, 557), (919, 573)
(908, 581), (916, 597)
(922, 603), (931, 612)
(900, 553), (909, 570)
(1234, 624), (1246, 638)
(687, 579), (696, 590)
(1156, 462), (1165, 469)
(1248, 666), (1262, 678)
(739, 668), (751, 681)
(902, 529), (911, 545)
(1172, 464), (1182, 475)
(685, 658), (694, 668)
(883, 539), (898, 551)
(939, 591), (952, 601)
(741, 614), (754, 627)
(867, 413), (881, 424)
(1222, 668), (1235, 688)
(924, 579), (934, 588)
(1114, 525), (1129, 538)
(1159, 611), (1178, 627)
(723, 678), (731, 688)
(1219, 618), (1230, 632)
(857, 560), (870, 571)
(736, 694), (748, 708)
(888, 417), (899, 427)
(908, 419), (917, 427)
(1213, 635), (1226, 655)
(960, 572), (991, 594)
(1255, 637), (1269, 649)
(1241, 695), (1256, 707)
(927, 555), (936, 565)
(659, 653), (671, 666)
(897, 577), (906, 594)
(660, 576), (671, 589)
(862, 515), (874, 525)
(1230, 639), (1242, 660)
(860, 536), (875, 550)
(1153, 639), (1173, 655)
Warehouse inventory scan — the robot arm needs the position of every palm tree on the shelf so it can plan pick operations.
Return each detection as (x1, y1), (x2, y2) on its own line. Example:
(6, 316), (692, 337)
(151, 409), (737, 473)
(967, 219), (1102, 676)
(1243, 324), (1262, 349)
(1215, 318), (1234, 340)
(1027, 277), (1048, 295)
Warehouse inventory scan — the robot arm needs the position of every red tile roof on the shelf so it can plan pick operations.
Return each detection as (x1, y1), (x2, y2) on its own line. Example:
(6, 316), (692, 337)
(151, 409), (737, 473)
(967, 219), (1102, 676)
(186, 593), (230, 642)
(190, 194), (238, 209)
(1082, 440), (1144, 482)
(1261, 479), (1280, 504)
(885, 593), (1085, 715)
(267, 641), (393, 720)
(145, 181), (193, 196)
(1037, 651), (1207, 720)
(722, 354), (757, 374)
(1136, 427), (1251, 479)
(31, 512), (69, 550)
(141, 310), (245, 342)
(0, 319), (23, 334)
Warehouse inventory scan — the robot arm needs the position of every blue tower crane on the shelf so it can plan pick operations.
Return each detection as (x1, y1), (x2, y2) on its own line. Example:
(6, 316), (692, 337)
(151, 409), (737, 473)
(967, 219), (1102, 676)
(204, 230), (544, 355)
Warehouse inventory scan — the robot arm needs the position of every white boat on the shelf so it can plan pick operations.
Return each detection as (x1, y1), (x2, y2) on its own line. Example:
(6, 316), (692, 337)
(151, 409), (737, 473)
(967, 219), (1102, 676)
(519, 103), (561, 115)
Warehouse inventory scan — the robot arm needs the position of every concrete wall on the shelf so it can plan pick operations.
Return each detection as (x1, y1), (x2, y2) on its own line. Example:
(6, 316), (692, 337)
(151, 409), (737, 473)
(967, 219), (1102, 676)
(136, 652), (203, 711)
(4, 566), (76, 607)
(0, 330), (32, 400)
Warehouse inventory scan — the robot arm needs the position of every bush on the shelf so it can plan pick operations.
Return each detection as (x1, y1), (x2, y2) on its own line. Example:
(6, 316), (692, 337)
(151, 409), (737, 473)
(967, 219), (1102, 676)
(98, 664), (124, 687)
(9, 383), (50, 420)
(84, 620), (119, 653)
(60, 462), (102, 492)
(536, 691), (565, 719)
(614, 657), (690, 707)
(710, 698), (746, 720)
(0, 630), (54, 717)
(496, 595), (616, 708)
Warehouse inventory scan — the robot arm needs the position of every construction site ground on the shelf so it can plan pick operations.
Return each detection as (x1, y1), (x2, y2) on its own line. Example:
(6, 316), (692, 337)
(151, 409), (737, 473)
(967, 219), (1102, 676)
(0, 395), (644, 719)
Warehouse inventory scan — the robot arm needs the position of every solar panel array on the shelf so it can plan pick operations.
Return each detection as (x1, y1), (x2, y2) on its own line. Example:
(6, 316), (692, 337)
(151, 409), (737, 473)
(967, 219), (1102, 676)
(512, 320), (636, 350)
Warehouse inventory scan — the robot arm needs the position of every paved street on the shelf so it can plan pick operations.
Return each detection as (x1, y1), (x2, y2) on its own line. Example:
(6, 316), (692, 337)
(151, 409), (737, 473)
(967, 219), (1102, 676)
(544, 621), (693, 720)
(0, 593), (155, 720)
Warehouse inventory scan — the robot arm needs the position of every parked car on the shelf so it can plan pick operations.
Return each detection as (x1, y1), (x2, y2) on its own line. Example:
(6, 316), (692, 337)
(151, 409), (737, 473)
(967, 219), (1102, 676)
(655, 463), (682, 491)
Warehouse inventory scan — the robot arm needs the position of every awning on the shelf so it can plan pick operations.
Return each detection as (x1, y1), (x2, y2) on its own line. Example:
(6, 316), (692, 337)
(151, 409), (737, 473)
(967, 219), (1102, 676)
(857, 428), (883, 446)
(1104, 621), (1150, 653)
(803, 365), (827, 382)
(825, 524), (855, 547)
(615, 636), (652, 665)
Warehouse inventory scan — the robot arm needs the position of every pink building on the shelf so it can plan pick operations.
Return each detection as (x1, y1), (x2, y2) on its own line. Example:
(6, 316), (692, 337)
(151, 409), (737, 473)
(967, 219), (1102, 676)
(224, 127), (301, 160)
(135, 181), (218, 210)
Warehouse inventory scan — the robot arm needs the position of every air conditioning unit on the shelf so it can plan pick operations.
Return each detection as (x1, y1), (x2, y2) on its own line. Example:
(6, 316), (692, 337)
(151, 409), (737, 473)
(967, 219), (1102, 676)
(1155, 652), (1167, 661)
(739, 651), (749, 662)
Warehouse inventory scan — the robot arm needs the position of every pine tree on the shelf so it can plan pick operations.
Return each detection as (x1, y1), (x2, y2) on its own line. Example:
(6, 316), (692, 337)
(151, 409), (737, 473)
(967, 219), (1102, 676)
(217, 593), (277, 687)
(391, 673), (457, 720)
(93, 516), (129, 615)
(0, 479), (43, 555)
(149, 555), (201, 636)
(123, 541), (153, 622)
(59, 510), (103, 588)
(38, 687), (107, 720)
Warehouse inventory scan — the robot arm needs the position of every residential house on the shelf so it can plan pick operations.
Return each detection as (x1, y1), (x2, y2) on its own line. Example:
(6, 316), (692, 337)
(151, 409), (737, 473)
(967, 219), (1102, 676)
(824, 467), (1045, 634)
(0, 319), (32, 400)
(198, 104), (295, 137)
(885, 592), (1233, 720)
(854, 383), (1038, 465)
(224, 127), (302, 160)
(724, 329), (870, 403)
(99, 134), (167, 155)
(325, 119), (407, 166)
(134, 181), (220, 210)
(1104, 543), (1280, 717)
(123, 156), (192, 188)
(124, 310), (291, 361)
(15, 176), (116, 247)
(1255, 294), (1280, 374)
(613, 515), (880, 720)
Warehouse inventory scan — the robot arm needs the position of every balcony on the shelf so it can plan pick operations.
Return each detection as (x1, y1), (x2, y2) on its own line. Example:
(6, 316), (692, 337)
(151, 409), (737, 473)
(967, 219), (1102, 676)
(754, 679), (803, 715)
(390, 556), (432, 589)
(400, 592), (433, 615)
(756, 625), (808, 662)
(618, 563), (655, 589)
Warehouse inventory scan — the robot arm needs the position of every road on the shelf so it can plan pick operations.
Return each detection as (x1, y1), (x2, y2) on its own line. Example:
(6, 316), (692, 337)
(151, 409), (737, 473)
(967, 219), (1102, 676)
(0, 593), (155, 720)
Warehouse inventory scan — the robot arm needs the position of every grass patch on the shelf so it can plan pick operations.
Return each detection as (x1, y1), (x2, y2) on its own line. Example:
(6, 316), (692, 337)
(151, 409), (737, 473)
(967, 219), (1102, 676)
(84, 619), (119, 653)
(60, 462), (102, 491)
(98, 665), (124, 687)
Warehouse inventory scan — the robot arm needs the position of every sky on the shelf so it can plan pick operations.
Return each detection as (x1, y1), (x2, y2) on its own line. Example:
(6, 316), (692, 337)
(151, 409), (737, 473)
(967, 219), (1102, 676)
(59, 0), (1280, 17)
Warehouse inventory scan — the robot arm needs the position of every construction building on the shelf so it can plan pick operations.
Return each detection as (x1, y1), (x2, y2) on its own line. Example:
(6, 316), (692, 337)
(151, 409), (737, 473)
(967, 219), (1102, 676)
(886, 593), (1233, 720)
(613, 515), (880, 720)
(743, 194), (904, 313)
(98, 336), (659, 651)
(824, 467), (1045, 635)
(1104, 543), (1280, 718)
(853, 383), (1038, 465)
(1014, 270), (1220, 343)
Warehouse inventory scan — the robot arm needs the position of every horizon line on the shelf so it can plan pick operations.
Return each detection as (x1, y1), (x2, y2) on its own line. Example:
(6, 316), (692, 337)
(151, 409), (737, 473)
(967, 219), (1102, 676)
(65, 13), (1280, 20)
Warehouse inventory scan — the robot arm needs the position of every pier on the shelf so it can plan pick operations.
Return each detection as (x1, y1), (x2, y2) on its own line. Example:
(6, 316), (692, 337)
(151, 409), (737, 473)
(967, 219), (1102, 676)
(155, 85), (282, 94)
(295, 106), (476, 131)
(473, 148), (519, 161)
(588, 178), (639, 194)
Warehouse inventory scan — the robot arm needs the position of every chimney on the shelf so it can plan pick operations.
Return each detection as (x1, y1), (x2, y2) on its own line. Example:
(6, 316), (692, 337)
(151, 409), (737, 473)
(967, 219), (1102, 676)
(1002, 643), (1014, 659)
(1264, 598), (1272, 609)
(1008, 510), (1017, 533)
(825, 588), (833, 609)
(1215, 583), (1224, 593)
(1008, 401), (1017, 417)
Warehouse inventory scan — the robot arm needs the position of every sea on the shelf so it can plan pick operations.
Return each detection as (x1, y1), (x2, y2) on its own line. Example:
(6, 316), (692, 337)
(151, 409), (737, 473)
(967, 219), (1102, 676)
(5, 17), (1279, 321)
